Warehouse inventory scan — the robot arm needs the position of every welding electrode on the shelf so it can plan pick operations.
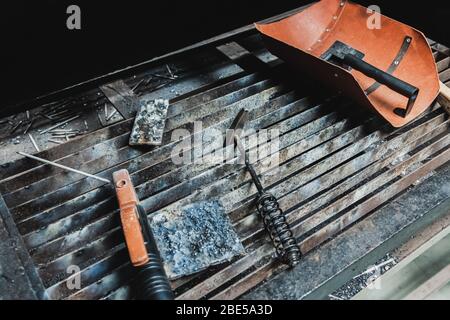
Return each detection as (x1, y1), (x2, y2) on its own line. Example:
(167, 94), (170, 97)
(230, 109), (302, 268)
(113, 170), (174, 300)
(18, 152), (111, 184)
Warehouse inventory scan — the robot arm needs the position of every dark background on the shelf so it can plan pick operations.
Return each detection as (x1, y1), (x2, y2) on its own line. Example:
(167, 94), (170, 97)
(1, 0), (449, 108)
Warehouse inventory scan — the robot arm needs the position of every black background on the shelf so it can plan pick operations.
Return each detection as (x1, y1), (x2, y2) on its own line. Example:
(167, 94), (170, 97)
(1, 0), (449, 107)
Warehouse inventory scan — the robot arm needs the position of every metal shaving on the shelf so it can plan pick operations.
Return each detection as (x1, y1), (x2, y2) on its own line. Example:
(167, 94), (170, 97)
(150, 200), (245, 280)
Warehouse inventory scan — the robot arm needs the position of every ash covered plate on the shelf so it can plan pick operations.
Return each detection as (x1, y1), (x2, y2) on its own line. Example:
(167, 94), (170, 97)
(149, 199), (245, 280)
(129, 99), (169, 146)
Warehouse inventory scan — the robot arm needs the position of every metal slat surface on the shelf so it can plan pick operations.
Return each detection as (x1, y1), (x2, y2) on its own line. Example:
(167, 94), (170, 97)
(7, 83), (291, 220)
(38, 107), (446, 298)
(3, 78), (280, 202)
(27, 102), (330, 247)
(177, 114), (450, 300)
(0, 26), (448, 300)
(29, 94), (328, 282)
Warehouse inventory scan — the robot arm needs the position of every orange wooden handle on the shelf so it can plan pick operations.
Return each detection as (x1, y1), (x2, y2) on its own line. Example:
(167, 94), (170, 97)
(113, 169), (149, 267)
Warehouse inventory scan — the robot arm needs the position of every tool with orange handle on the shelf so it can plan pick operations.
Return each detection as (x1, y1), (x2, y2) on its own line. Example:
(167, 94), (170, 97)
(113, 169), (174, 300)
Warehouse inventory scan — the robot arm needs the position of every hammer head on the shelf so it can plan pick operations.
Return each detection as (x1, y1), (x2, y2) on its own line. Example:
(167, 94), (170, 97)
(321, 40), (365, 70)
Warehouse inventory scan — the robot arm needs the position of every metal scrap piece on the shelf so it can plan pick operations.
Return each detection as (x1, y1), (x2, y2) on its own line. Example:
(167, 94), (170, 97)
(150, 200), (245, 280)
(99, 80), (140, 118)
(129, 99), (170, 146)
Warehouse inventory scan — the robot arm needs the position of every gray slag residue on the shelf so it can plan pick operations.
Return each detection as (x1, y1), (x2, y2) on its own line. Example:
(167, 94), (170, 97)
(150, 200), (245, 280)
(129, 99), (169, 146)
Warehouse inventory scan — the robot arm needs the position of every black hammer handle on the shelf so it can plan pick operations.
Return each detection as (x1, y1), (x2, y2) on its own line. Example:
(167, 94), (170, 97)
(134, 205), (174, 300)
(343, 54), (419, 116)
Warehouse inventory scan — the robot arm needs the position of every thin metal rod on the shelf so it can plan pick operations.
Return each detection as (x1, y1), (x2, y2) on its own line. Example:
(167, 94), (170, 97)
(28, 133), (40, 152)
(48, 139), (63, 145)
(104, 103), (108, 119)
(23, 119), (35, 134)
(40, 115), (80, 134)
(106, 109), (118, 121)
(17, 151), (111, 184)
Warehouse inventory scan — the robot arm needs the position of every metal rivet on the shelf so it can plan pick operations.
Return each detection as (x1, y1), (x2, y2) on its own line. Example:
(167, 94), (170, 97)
(334, 73), (339, 78)
(394, 61), (399, 65)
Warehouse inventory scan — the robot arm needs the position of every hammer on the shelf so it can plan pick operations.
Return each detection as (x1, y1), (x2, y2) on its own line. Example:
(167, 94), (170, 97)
(113, 169), (174, 300)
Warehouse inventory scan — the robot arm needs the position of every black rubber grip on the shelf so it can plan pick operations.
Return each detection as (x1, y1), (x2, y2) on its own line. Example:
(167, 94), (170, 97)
(133, 205), (174, 300)
(343, 54), (419, 116)
(133, 255), (174, 300)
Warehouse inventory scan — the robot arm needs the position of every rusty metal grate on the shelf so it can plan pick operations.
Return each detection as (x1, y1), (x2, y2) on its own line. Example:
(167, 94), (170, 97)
(0, 12), (449, 300)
